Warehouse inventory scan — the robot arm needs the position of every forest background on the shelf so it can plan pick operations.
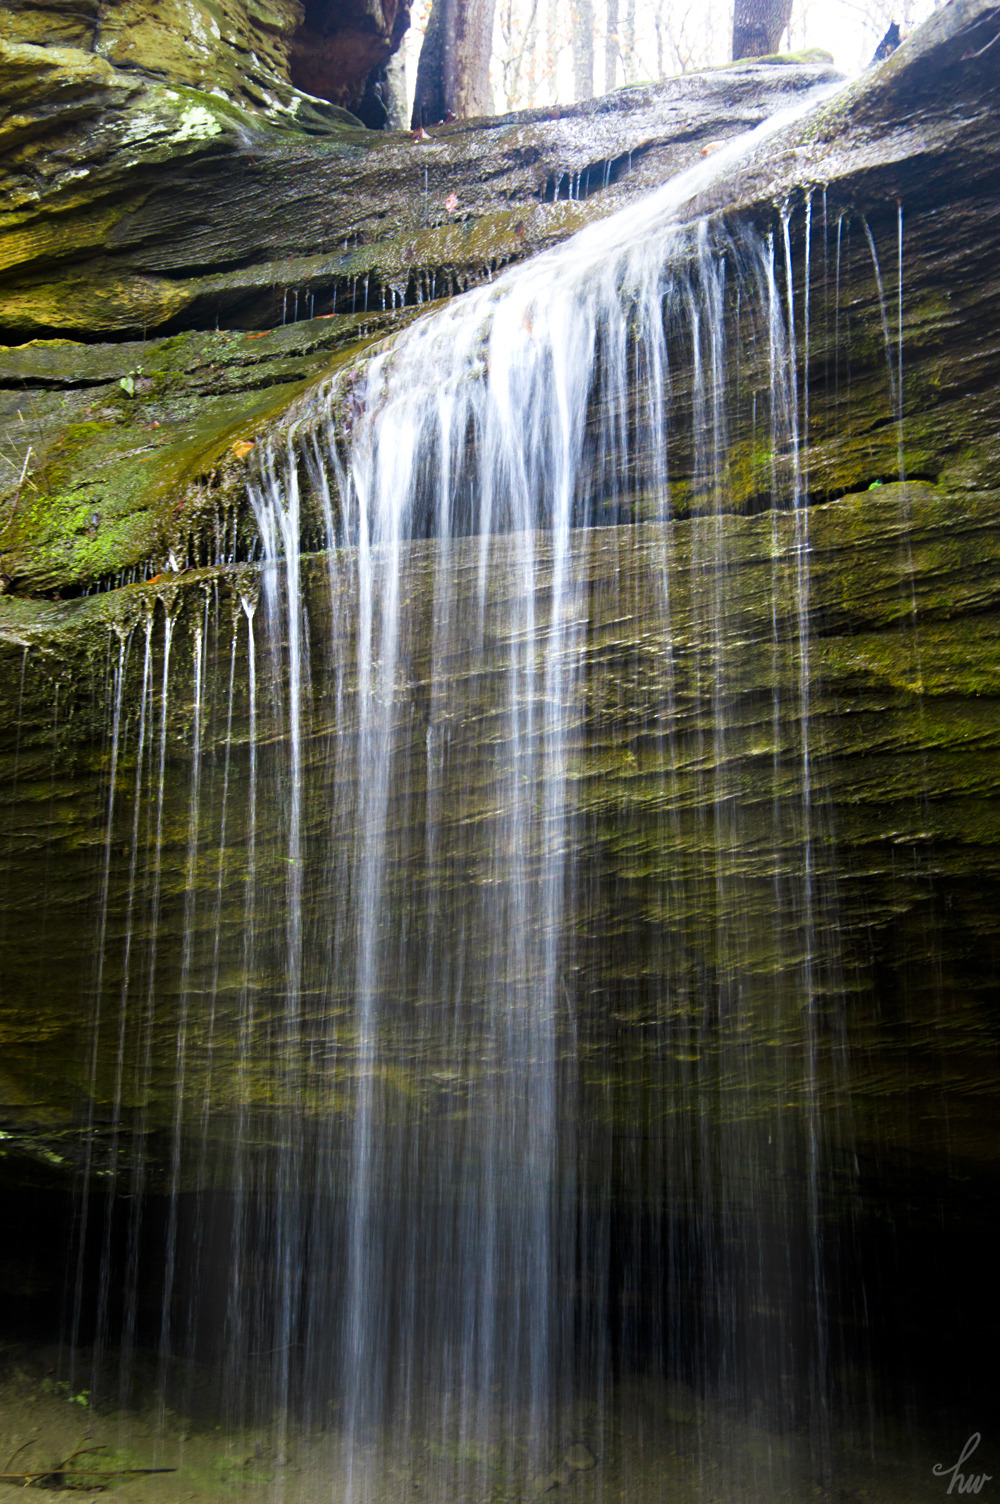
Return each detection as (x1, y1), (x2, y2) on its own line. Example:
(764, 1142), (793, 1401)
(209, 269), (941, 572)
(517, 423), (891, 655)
(402, 0), (945, 120)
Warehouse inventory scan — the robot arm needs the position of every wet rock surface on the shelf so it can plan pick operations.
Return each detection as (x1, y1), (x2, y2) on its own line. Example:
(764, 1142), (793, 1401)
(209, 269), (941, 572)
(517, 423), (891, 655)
(2, 484), (999, 1183)
(0, 310), (416, 594)
(0, 0), (996, 598)
(0, 1), (996, 1201)
(0, 8), (998, 1186)
(0, 48), (844, 345)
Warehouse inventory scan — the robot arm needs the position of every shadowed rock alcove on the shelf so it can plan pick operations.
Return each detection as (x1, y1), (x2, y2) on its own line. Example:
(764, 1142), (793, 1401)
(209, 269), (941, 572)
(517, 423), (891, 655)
(289, 0), (410, 115)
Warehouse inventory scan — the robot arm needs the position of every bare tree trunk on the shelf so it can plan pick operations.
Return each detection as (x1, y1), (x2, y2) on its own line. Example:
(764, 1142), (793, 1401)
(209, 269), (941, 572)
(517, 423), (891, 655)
(572, 0), (594, 99)
(524, 0), (540, 104)
(498, 0), (541, 108)
(545, 0), (561, 102)
(604, 0), (619, 92)
(653, 0), (666, 76)
(731, 0), (793, 58)
(622, 0), (636, 81)
(412, 0), (497, 125)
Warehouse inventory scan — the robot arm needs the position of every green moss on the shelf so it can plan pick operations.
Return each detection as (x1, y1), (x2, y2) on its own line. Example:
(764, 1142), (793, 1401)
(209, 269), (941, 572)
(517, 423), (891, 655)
(0, 314), (409, 593)
(724, 47), (835, 67)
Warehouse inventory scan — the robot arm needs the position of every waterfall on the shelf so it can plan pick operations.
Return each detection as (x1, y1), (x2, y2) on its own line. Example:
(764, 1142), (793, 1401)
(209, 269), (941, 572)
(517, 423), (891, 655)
(236, 81), (847, 1495)
(9, 72), (946, 1502)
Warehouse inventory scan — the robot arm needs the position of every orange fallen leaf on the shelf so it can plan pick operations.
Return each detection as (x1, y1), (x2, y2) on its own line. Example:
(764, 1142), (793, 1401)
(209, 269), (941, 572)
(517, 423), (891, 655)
(231, 440), (255, 459)
(246, 331), (271, 339)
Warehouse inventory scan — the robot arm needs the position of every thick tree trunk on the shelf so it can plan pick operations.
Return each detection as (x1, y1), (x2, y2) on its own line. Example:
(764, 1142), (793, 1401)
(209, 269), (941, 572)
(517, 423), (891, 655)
(412, 0), (497, 126)
(572, 0), (594, 99)
(731, 0), (793, 59)
(384, 50), (409, 126)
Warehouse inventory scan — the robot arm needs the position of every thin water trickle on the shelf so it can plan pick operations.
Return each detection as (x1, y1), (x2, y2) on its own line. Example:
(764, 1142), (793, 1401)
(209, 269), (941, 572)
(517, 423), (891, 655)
(861, 216), (900, 438)
(117, 610), (156, 1410)
(158, 605), (205, 1414)
(74, 625), (129, 1392)
(897, 202), (905, 482)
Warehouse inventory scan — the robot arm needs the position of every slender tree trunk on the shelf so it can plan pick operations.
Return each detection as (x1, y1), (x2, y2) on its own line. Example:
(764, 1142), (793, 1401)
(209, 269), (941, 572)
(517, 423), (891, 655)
(622, 0), (636, 81)
(545, 0), (561, 103)
(501, 0), (540, 108)
(412, 0), (497, 126)
(731, 0), (793, 59)
(604, 0), (619, 92)
(653, 2), (665, 77)
(524, 0), (540, 104)
(572, 0), (594, 99)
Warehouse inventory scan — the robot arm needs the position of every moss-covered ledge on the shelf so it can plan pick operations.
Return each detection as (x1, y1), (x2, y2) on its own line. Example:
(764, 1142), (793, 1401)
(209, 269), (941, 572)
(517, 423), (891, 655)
(0, 0), (997, 616)
(0, 309), (422, 594)
(0, 34), (847, 345)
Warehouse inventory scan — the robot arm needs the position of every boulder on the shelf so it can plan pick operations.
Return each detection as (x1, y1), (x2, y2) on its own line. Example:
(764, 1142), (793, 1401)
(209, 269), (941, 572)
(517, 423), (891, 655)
(0, 0), (410, 114)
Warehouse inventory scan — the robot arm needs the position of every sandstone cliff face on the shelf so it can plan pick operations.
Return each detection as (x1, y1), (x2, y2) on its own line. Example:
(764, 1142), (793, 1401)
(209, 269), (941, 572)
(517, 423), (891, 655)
(0, 0), (409, 113)
(0, 0), (998, 1199)
(1, 0), (998, 600)
(0, 49), (851, 596)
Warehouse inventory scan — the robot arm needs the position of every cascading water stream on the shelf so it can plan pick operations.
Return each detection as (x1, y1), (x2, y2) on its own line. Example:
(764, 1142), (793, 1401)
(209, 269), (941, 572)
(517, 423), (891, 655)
(239, 78), (851, 1496)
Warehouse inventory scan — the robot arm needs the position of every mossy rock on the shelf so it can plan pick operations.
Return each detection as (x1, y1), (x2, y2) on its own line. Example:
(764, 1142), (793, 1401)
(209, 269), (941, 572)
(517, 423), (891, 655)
(2, 483), (1000, 1184)
(0, 311), (418, 593)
